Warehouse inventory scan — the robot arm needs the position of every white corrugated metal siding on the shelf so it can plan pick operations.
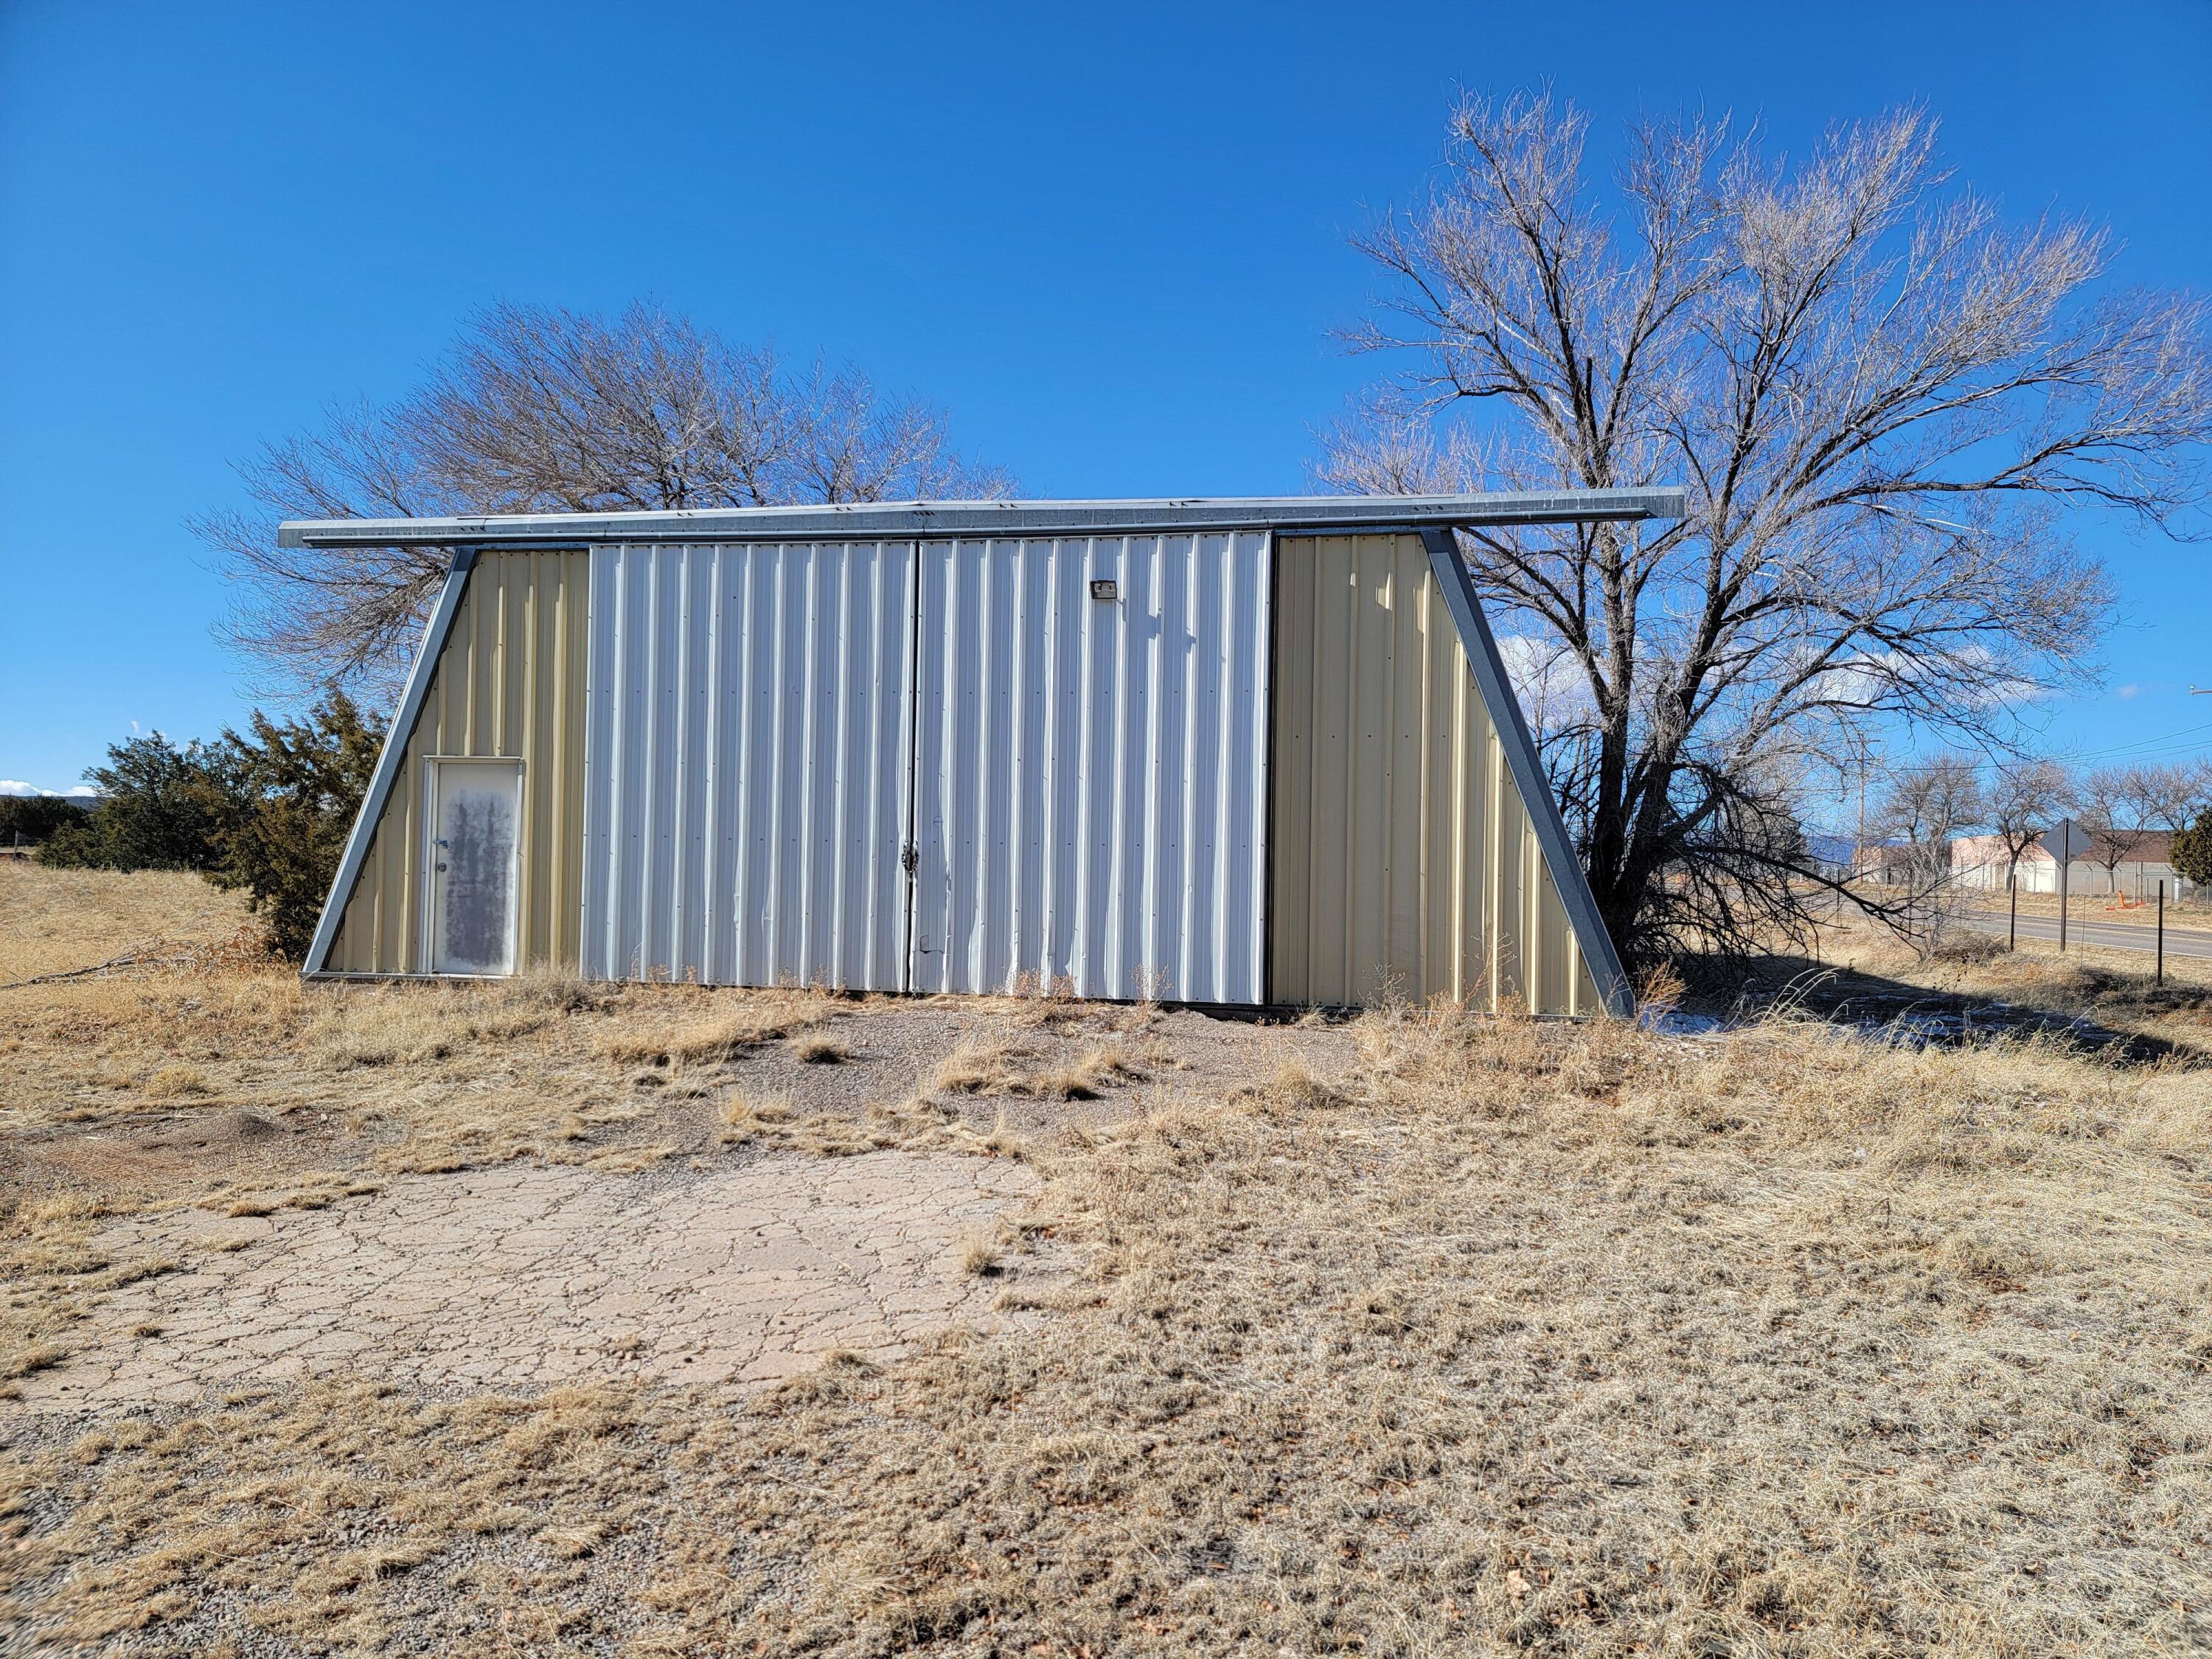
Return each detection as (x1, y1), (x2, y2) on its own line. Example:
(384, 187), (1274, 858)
(580, 541), (915, 989)
(908, 533), (1271, 1002)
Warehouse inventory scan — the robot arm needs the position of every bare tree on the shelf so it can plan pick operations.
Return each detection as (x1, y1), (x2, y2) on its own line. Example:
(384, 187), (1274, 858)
(1984, 757), (2075, 892)
(1870, 752), (1986, 950)
(2078, 765), (2159, 897)
(1321, 93), (2211, 960)
(1877, 754), (1985, 886)
(195, 302), (1016, 694)
(2130, 760), (2205, 833)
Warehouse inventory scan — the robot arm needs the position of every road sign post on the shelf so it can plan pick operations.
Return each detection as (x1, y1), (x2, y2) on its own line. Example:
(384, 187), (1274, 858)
(2041, 819), (2092, 956)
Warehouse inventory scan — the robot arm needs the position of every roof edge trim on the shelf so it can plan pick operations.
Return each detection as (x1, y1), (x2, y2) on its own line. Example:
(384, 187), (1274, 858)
(278, 490), (1685, 549)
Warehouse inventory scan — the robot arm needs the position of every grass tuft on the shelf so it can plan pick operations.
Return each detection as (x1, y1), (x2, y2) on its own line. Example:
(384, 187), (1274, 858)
(600, 992), (833, 1068)
(933, 1040), (1141, 1101)
(143, 1065), (213, 1099)
(956, 1227), (1004, 1278)
(788, 1032), (851, 1065)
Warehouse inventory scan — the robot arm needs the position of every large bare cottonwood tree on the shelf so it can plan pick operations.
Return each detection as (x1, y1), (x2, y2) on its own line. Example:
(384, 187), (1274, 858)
(198, 302), (1015, 695)
(1321, 94), (2211, 959)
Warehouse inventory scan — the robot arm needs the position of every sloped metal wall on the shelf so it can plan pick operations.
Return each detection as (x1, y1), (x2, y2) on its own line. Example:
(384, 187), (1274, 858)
(578, 541), (915, 989)
(1269, 533), (1600, 1014)
(908, 533), (1271, 1002)
(325, 549), (591, 974)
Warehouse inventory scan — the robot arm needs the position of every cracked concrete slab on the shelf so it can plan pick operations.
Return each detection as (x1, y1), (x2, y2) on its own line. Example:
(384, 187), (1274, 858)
(15, 1151), (1047, 1409)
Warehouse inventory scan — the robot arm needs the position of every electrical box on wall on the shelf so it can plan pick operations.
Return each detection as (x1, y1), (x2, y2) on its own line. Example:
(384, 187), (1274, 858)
(1090, 578), (1117, 601)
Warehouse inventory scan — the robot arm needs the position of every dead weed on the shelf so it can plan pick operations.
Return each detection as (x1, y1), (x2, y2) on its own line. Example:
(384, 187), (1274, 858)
(931, 1040), (1143, 1102)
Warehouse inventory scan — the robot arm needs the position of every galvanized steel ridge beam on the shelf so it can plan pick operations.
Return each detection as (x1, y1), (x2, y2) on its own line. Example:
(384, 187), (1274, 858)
(276, 490), (1685, 549)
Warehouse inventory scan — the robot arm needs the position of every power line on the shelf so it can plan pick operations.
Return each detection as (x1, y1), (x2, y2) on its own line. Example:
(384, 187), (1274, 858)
(2056, 720), (2212, 762)
(1854, 720), (2212, 773)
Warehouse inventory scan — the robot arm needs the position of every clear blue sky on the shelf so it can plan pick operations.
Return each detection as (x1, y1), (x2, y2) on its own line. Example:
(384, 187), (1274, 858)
(3, 1), (2207, 795)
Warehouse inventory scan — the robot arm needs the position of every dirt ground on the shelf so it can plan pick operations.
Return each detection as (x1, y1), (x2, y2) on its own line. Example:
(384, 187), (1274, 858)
(18, 1152), (1052, 1408)
(4, 866), (2210, 1655)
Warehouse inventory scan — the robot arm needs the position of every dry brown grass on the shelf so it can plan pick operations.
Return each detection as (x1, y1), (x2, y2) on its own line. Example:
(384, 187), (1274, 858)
(1798, 908), (2212, 1051)
(1965, 887), (2212, 927)
(0, 866), (894, 1416)
(12, 1001), (2209, 1652)
(956, 1225), (1006, 1278)
(8, 864), (2212, 1652)
(1264, 1052), (1343, 1108)
(0, 863), (855, 1175)
(932, 1038), (1144, 1101)
(598, 990), (832, 1068)
(0, 864), (245, 985)
(787, 1031), (851, 1064)
(718, 1089), (799, 1145)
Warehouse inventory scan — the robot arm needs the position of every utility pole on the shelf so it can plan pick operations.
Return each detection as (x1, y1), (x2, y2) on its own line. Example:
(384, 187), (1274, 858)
(1856, 770), (1867, 886)
(1854, 732), (1879, 888)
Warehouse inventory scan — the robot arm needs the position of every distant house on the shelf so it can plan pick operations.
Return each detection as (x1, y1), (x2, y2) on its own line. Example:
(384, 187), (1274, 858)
(1950, 832), (2194, 901)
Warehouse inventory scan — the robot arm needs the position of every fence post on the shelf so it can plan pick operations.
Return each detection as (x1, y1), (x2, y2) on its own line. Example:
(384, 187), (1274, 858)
(2009, 874), (2018, 952)
(2157, 880), (2165, 986)
(2059, 827), (2070, 954)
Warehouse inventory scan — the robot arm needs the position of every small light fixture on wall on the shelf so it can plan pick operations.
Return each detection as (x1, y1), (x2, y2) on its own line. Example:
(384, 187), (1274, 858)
(1090, 578), (1118, 602)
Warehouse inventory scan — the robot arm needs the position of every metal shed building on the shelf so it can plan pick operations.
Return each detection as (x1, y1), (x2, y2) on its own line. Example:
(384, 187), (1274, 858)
(290, 492), (1678, 1016)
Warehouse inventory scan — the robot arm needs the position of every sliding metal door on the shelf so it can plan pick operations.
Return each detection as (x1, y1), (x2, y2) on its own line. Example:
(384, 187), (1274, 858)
(908, 532), (1271, 1002)
(579, 540), (916, 989)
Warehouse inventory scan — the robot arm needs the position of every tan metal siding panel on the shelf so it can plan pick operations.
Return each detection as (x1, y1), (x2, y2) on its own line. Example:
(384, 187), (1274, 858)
(1340, 539), (1382, 993)
(1428, 589), (1487, 1003)
(1492, 729), (1526, 1005)
(326, 550), (591, 974)
(1270, 532), (1589, 1014)
(1267, 535), (1313, 1001)
(1536, 856), (1573, 1015)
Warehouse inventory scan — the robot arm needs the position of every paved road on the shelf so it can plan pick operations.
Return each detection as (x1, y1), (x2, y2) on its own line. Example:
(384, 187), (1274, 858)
(1958, 908), (2212, 959)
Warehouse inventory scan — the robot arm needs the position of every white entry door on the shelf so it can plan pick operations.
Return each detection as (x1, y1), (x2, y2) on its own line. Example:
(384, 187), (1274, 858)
(425, 759), (524, 976)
